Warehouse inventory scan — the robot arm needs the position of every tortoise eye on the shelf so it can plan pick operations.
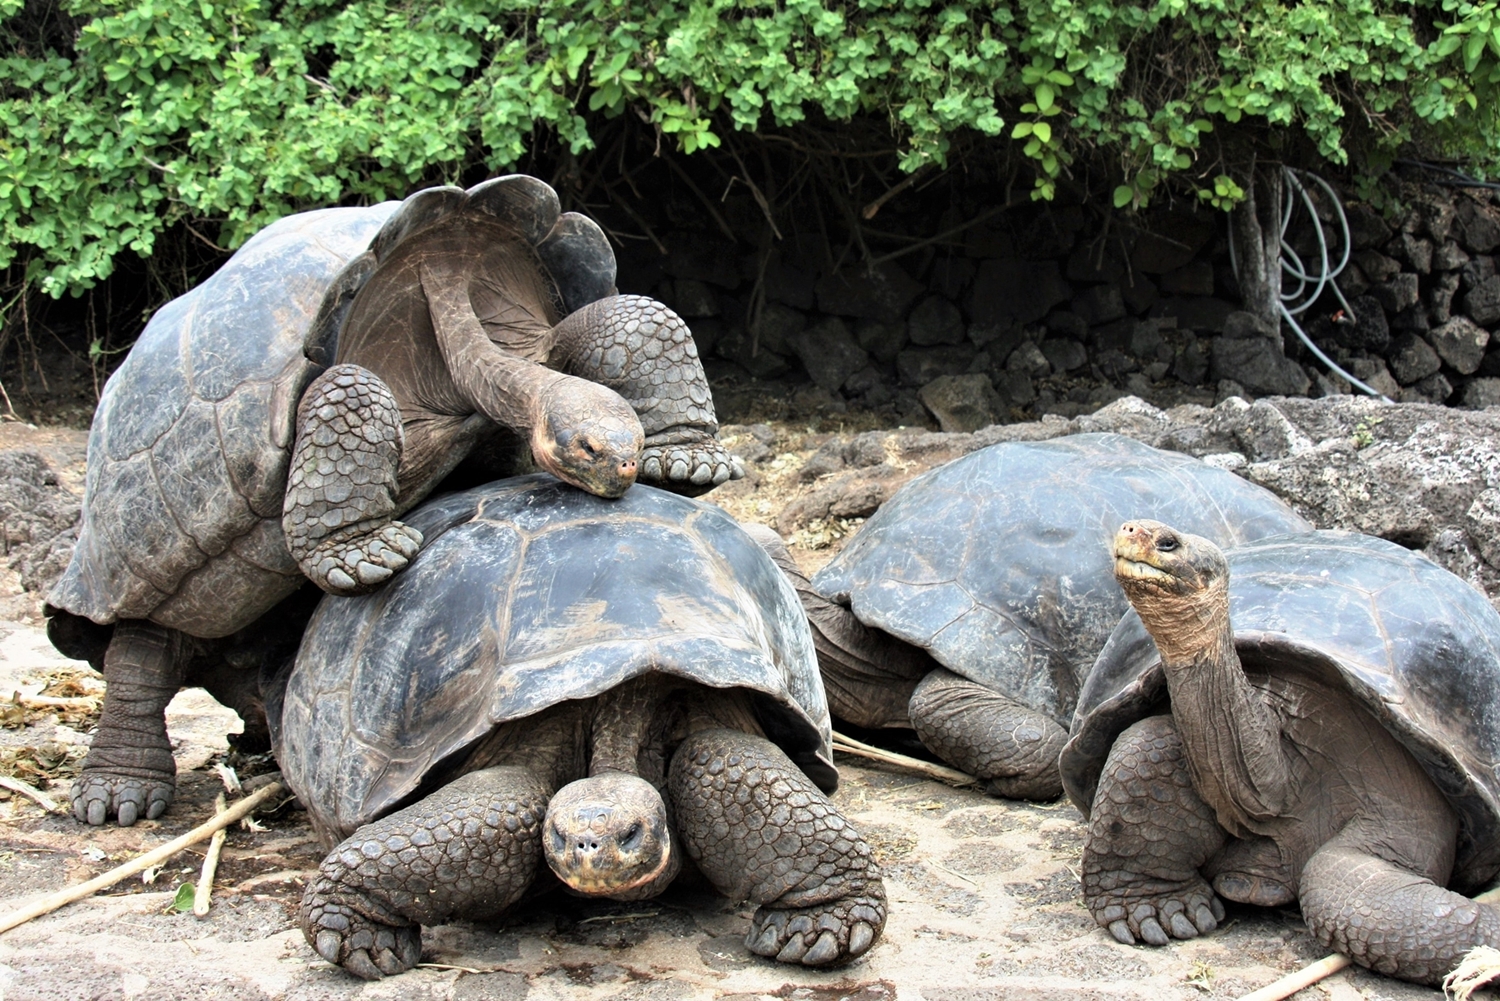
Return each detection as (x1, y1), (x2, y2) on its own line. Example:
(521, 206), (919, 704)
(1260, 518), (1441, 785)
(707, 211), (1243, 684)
(1156, 536), (1179, 552)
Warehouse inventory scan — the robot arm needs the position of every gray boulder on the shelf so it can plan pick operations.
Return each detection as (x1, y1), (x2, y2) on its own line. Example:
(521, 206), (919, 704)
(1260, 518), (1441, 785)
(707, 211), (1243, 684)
(1209, 337), (1311, 396)
(791, 317), (870, 393)
(1431, 316), (1492, 374)
(1463, 275), (1500, 326)
(1387, 334), (1442, 385)
(918, 374), (1001, 433)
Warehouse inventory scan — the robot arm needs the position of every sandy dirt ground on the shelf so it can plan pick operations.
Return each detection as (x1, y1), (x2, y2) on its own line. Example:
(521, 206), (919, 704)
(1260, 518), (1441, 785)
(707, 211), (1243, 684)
(0, 622), (1461, 1001)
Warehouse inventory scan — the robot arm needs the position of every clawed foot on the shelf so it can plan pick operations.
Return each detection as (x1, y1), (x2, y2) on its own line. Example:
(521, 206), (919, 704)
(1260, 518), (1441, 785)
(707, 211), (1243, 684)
(1091, 879), (1225, 946)
(747, 895), (886, 966)
(640, 440), (744, 497)
(305, 522), (423, 595)
(72, 765), (175, 827)
(303, 894), (422, 980)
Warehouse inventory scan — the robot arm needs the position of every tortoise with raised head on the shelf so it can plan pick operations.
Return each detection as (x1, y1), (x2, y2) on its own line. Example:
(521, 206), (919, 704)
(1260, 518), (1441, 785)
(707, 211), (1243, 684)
(270, 475), (885, 979)
(1061, 523), (1500, 986)
(772, 433), (1310, 800)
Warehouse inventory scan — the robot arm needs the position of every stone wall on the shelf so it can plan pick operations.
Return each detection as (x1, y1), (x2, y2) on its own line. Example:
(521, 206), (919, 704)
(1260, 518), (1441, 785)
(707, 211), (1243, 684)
(613, 178), (1500, 430)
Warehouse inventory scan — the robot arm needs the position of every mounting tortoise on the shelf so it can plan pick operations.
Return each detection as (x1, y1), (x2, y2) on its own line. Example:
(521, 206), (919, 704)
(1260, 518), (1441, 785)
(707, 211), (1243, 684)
(269, 475), (886, 979)
(760, 433), (1310, 800)
(47, 174), (741, 825)
(1061, 523), (1500, 986)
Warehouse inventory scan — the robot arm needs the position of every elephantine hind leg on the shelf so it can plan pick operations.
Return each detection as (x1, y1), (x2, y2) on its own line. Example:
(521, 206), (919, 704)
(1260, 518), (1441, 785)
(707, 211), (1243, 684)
(549, 295), (743, 495)
(300, 766), (548, 980)
(908, 669), (1067, 800)
(73, 621), (185, 826)
(1081, 715), (1227, 946)
(283, 364), (422, 596)
(1300, 823), (1500, 986)
(669, 728), (886, 966)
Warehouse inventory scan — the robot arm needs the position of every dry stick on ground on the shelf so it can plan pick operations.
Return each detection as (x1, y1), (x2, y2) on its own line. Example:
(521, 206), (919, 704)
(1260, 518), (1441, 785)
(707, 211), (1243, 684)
(0, 775), (62, 814)
(831, 731), (977, 787)
(1236, 885), (1500, 1001)
(0, 781), (283, 935)
(193, 792), (228, 918)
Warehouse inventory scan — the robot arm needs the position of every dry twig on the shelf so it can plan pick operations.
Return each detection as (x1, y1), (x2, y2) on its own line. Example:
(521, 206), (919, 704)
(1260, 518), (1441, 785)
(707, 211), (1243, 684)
(831, 731), (977, 788)
(0, 781), (283, 935)
(193, 793), (228, 917)
(0, 775), (62, 814)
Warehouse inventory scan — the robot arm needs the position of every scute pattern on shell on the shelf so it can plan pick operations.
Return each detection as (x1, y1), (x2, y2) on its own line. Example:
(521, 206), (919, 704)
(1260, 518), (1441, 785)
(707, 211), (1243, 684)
(1062, 529), (1500, 891)
(811, 433), (1311, 724)
(48, 203), (399, 637)
(278, 475), (832, 843)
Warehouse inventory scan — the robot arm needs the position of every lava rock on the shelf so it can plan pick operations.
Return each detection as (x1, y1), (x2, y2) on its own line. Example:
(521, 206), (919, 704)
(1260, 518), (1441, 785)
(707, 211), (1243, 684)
(671, 279), (718, 317)
(1040, 337), (1088, 373)
(1130, 213), (1214, 273)
(1353, 249), (1401, 284)
(1387, 333), (1442, 385)
(1073, 284), (1127, 326)
(968, 258), (1072, 328)
(928, 257), (976, 300)
(907, 295), (967, 346)
(1434, 240), (1471, 272)
(790, 316), (870, 393)
(1045, 309), (1089, 341)
(816, 261), (925, 323)
(666, 231), (741, 288)
(1338, 296), (1390, 353)
(1457, 198), (1500, 254)
(1430, 316), (1492, 374)
(1006, 341), (1052, 379)
(1120, 274), (1160, 315)
(918, 373), (1001, 432)
(1209, 336), (1312, 396)
(1345, 203), (1394, 250)
(896, 345), (977, 386)
(1459, 377), (1500, 408)
(1151, 297), (1237, 334)
(1464, 275), (1500, 326)
(1159, 261), (1216, 296)
(1369, 273), (1421, 314)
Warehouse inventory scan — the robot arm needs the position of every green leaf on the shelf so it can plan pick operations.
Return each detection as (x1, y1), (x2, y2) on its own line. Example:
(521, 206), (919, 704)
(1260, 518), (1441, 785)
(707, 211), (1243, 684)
(1113, 185), (1133, 208)
(1032, 121), (1051, 143)
(173, 884), (195, 912)
(1011, 121), (1033, 138)
(1035, 83), (1055, 112)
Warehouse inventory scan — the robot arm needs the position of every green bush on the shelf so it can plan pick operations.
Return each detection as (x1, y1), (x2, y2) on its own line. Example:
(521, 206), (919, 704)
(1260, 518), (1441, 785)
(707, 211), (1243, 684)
(3, 0), (1499, 301)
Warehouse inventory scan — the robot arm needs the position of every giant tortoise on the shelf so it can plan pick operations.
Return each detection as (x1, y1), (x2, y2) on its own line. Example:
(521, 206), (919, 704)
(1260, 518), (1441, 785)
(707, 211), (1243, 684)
(768, 433), (1310, 799)
(1061, 523), (1500, 986)
(47, 175), (741, 825)
(46, 203), (397, 826)
(270, 475), (886, 979)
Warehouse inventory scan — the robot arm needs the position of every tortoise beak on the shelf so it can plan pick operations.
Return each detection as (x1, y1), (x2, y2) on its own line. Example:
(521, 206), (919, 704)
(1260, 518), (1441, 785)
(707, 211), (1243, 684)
(1113, 520), (1175, 584)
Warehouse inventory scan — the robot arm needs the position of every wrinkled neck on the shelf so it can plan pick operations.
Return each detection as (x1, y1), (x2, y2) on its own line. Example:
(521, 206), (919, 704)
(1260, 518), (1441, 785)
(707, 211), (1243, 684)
(1136, 581), (1292, 834)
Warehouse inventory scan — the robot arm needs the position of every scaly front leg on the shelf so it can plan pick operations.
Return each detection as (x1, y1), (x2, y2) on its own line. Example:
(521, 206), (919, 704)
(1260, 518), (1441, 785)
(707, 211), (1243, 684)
(669, 728), (886, 966)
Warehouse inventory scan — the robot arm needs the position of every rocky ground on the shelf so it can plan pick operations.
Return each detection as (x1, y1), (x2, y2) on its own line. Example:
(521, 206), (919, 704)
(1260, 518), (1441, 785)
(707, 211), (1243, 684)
(0, 396), (1497, 1000)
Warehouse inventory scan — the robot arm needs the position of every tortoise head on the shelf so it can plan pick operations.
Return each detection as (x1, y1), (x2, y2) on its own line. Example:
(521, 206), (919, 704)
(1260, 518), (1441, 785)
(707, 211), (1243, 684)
(530, 377), (644, 498)
(1113, 519), (1231, 663)
(543, 774), (674, 897)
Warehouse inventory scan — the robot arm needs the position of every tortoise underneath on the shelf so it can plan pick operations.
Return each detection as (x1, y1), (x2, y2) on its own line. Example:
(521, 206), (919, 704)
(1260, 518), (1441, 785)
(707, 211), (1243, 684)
(270, 476), (886, 978)
(1061, 522), (1500, 986)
